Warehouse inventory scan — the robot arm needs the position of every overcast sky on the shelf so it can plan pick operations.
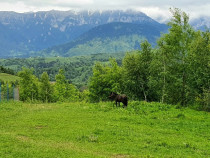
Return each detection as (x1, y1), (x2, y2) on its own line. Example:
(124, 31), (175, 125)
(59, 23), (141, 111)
(0, 0), (209, 22)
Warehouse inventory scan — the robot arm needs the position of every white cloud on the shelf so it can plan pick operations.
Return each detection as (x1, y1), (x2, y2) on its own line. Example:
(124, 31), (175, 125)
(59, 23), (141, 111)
(136, 6), (171, 23)
(0, 0), (209, 22)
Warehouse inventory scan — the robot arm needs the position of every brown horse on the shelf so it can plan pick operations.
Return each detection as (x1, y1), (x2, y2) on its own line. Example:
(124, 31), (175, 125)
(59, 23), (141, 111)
(108, 92), (128, 108)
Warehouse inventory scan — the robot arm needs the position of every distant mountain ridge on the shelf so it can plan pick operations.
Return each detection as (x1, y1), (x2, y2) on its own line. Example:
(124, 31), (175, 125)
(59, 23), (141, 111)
(0, 10), (163, 58)
(41, 22), (168, 57)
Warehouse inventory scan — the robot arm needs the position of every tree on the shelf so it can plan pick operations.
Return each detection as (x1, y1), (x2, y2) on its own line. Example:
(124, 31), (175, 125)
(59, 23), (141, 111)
(54, 69), (68, 101)
(139, 40), (153, 101)
(53, 69), (80, 102)
(89, 59), (122, 102)
(65, 83), (80, 102)
(122, 52), (142, 100)
(157, 8), (195, 105)
(18, 68), (39, 101)
(40, 72), (53, 102)
(188, 30), (210, 110)
(122, 40), (153, 101)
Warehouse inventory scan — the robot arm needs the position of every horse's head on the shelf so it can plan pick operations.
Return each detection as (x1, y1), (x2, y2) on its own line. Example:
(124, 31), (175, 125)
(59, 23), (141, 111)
(108, 92), (118, 100)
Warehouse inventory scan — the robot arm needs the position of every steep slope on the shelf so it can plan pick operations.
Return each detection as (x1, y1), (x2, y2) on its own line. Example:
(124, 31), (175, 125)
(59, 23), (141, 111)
(0, 10), (161, 58)
(41, 22), (168, 57)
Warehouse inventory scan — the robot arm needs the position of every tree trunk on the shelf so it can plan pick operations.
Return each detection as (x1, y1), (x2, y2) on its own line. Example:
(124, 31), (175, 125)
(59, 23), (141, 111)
(181, 71), (186, 106)
(141, 83), (147, 102)
(161, 60), (166, 103)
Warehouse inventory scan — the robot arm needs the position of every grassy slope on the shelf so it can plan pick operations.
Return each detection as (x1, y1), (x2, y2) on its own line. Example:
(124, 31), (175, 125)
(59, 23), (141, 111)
(0, 101), (209, 157)
(0, 73), (20, 82)
(64, 35), (144, 57)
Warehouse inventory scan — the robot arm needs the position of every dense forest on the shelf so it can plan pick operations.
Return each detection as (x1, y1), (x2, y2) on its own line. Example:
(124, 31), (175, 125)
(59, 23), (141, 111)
(0, 9), (209, 111)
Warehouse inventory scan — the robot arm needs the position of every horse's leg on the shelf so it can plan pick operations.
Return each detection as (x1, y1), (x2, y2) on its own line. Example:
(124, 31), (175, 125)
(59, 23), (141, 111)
(116, 101), (117, 107)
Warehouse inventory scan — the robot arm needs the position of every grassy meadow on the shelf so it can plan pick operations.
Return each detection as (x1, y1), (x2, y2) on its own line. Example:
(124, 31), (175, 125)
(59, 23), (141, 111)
(0, 101), (209, 157)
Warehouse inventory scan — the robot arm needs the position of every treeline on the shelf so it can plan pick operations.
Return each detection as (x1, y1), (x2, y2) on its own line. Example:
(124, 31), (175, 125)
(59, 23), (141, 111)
(88, 9), (210, 111)
(17, 68), (81, 102)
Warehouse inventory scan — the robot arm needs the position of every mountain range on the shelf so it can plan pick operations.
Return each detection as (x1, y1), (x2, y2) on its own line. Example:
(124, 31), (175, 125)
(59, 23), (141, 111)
(41, 22), (168, 57)
(0, 10), (209, 58)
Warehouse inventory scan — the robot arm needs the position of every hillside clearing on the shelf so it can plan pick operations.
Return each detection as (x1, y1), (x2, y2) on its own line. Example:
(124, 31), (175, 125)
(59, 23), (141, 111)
(0, 73), (20, 82)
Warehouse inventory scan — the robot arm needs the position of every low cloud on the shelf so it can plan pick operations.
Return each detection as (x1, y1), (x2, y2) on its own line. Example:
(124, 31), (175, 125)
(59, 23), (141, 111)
(0, 0), (209, 22)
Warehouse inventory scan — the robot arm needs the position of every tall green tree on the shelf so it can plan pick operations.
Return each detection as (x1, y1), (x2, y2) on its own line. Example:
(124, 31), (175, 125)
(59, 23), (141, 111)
(139, 40), (153, 101)
(66, 83), (80, 102)
(40, 72), (53, 102)
(122, 40), (153, 101)
(54, 69), (68, 101)
(122, 52), (142, 100)
(89, 59), (122, 102)
(157, 8), (195, 105)
(18, 68), (39, 101)
(54, 69), (79, 102)
(188, 30), (210, 110)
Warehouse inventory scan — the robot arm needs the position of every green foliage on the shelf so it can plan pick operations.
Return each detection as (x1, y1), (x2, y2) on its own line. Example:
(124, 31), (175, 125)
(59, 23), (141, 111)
(122, 40), (153, 101)
(39, 72), (53, 103)
(89, 59), (122, 102)
(0, 101), (209, 157)
(54, 69), (68, 101)
(53, 69), (80, 102)
(0, 53), (125, 87)
(17, 68), (80, 103)
(88, 8), (209, 111)
(18, 68), (39, 102)
(157, 8), (196, 105)
(187, 30), (210, 110)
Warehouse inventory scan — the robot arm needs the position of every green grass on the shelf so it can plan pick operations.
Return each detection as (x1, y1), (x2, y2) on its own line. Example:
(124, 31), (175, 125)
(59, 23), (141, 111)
(0, 73), (20, 82)
(0, 101), (209, 157)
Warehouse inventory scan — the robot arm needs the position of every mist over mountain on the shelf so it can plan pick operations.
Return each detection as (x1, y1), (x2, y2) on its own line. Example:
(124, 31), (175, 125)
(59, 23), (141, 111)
(190, 16), (210, 31)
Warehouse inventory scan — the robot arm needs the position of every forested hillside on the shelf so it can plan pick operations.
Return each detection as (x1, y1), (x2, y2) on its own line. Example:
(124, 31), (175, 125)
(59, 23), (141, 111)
(41, 22), (167, 57)
(0, 53), (125, 87)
